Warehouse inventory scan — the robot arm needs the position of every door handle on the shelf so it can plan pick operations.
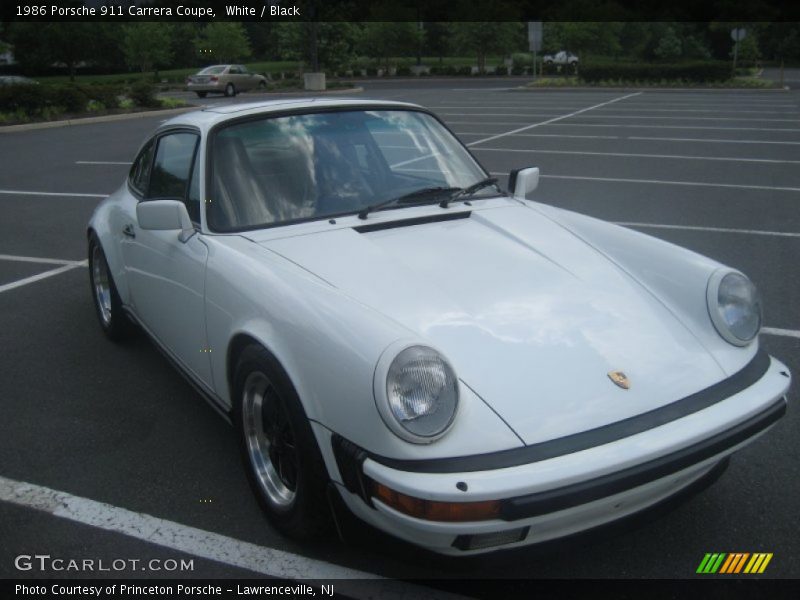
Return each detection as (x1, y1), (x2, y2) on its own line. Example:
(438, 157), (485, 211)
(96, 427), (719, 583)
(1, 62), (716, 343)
(122, 224), (136, 238)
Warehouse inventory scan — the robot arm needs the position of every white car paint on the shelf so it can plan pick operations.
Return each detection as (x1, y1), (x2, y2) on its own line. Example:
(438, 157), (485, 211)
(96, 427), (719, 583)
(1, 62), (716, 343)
(88, 99), (791, 555)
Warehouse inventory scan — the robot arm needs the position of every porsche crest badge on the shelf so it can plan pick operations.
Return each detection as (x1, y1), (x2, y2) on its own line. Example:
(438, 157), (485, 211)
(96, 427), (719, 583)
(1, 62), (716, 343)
(607, 370), (630, 389)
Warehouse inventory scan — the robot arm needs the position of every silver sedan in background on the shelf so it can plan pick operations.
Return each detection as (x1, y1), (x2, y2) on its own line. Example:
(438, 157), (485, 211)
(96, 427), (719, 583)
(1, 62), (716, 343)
(186, 64), (267, 98)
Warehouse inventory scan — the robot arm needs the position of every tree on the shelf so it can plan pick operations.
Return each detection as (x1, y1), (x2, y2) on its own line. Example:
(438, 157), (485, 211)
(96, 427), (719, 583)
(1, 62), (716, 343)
(760, 23), (800, 62)
(197, 22), (252, 64)
(8, 22), (95, 80)
(274, 22), (358, 72)
(654, 26), (682, 60)
(423, 22), (452, 65)
(451, 22), (521, 73)
(360, 22), (422, 71)
(734, 33), (761, 67)
(123, 23), (174, 75)
(544, 22), (622, 58)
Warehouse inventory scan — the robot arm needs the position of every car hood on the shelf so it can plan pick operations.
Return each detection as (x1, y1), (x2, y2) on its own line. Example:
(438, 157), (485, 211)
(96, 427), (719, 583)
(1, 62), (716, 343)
(255, 205), (726, 446)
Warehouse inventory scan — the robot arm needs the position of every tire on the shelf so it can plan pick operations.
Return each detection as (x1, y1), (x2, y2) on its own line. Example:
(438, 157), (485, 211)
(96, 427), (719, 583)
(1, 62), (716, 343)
(88, 233), (132, 342)
(233, 345), (331, 539)
(196, 91), (207, 98)
(258, 81), (267, 92)
(225, 83), (236, 97)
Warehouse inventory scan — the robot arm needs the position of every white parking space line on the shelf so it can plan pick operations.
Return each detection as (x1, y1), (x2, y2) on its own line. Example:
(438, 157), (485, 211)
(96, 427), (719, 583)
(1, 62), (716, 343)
(440, 99), (796, 107)
(448, 122), (800, 133)
(0, 189), (108, 198)
(540, 174), (800, 193)
(0, 263), (86, 294)
(0, 253), (86, 266)
(76, 160), (132, 165)
(488, 172), (800, 193)
(629, 136), (800, 146)
(444, 112), (800, 123)
(455, 132), (621, 140)
(567, 114), (800, 123)
(761, 327), (800, 339)
(0, 475), (461, 599)
(465, 92), (642, 147)
(439, 106), (798, 115)
(450, 87), (517, 91)
(475, 147), (800, 165)
(616, 222), (800, 238)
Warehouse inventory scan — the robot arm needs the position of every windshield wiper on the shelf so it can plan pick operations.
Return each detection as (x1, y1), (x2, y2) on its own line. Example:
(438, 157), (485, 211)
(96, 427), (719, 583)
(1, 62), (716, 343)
(357, 186), (461, 220)
(439, 177), (501, 208)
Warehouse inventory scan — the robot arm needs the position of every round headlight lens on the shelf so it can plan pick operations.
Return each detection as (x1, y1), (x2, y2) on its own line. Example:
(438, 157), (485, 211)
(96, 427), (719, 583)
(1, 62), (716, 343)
(386, 346), (458, 439)
(713, 272), (762, 344)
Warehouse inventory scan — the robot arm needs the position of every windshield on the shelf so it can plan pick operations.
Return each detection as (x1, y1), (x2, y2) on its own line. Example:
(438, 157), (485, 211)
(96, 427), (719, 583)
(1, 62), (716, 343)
(207, 109), (489, 231)
(199, 66), (227, 75)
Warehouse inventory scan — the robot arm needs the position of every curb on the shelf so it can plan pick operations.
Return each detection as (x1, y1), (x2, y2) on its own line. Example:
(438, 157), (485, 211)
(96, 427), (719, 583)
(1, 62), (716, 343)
(256, 86), (364, 96)
(0, 106), (197, 133)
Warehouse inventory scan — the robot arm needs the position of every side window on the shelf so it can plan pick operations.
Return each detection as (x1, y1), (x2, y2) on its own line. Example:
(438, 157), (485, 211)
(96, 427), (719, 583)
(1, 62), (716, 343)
(129, 140), (155, 195)
(229, 66), (240, 75)
(147, 133), (199, 213)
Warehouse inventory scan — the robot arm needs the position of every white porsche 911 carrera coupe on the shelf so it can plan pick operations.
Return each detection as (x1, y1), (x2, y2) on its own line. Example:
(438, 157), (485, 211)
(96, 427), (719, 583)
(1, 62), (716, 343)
(87, 99), (790, 555)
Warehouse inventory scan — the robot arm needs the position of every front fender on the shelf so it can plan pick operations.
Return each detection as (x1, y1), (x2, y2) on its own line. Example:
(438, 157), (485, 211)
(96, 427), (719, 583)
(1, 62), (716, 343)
(203, 235), (523, 460)
(87, 186), (130, 302)
(528, 201), (757, 376)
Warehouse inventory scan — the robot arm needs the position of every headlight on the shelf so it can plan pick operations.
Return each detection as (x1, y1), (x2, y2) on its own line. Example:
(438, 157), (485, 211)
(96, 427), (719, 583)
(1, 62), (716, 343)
(707, 269), (762, 346)
(375, 344), (459, 443)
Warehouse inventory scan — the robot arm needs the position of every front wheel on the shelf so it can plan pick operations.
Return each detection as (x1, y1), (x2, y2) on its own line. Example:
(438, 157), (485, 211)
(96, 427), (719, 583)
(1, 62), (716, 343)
(233, 346), (331, 539)
(195, 91), (207, 98)
(88, 234), (132, 341)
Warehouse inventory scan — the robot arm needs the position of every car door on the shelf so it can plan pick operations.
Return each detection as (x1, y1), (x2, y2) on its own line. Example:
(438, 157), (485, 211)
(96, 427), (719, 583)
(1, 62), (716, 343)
(227, 65), (244, 90)
(238, 65), (256, 91)
(120, 129), (213, 386)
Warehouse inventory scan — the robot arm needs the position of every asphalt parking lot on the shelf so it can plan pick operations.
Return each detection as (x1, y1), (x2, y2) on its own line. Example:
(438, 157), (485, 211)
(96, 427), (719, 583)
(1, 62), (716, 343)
(1, 78), (798, 588)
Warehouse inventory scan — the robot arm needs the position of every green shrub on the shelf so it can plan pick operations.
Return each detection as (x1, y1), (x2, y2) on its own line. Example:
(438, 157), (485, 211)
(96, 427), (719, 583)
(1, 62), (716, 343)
(579, 61), (730, 83)
(0, 84), (47, 113)
(128, 80), (158, 108)
(495, 65), (508, 76)
(45, 85), (88, 113)
(511, 53), (533, 68)
(457, 66), (472, 76)
(396, 66), (411, 76)
(511, 65), (524, 76)
(81, 84), (123, 109)
(86, 100), (105, 112)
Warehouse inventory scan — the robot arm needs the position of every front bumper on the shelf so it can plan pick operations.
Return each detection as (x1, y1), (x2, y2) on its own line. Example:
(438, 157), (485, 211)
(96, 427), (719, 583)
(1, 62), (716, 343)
(331, 354), (790, 555)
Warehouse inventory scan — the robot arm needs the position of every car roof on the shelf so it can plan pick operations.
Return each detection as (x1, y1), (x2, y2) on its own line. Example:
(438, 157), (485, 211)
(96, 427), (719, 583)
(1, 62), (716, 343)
(158, 98), (424, 132)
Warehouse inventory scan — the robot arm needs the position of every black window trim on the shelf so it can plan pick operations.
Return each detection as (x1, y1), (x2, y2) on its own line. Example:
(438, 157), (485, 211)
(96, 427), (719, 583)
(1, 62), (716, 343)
(129, 126), (202, 224)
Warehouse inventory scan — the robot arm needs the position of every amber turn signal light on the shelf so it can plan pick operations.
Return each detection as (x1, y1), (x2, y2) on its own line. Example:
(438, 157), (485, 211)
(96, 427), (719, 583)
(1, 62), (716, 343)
(372, 481), (501, 522)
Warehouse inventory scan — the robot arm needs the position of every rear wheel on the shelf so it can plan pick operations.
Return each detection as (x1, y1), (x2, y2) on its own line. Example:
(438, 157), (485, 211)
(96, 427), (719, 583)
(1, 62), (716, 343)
(233, 346), (330, 539)
(88, 234), (132, 341)
(225, 83), (236, 97)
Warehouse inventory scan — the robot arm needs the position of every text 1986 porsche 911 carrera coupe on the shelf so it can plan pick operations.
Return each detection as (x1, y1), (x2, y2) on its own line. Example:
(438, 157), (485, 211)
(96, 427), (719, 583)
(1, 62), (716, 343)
(88, 99), (790, 555)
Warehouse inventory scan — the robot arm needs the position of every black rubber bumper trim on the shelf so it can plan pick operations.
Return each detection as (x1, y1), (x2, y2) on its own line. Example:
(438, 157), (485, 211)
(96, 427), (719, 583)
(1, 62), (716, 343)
(370, 350), (772, 474)
(500, 396), (786, 520)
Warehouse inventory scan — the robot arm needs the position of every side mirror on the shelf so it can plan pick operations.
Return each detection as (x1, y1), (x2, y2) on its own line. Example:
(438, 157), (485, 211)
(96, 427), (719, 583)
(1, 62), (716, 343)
(508, 167), (540, 200)
(136, 200), (195, 243)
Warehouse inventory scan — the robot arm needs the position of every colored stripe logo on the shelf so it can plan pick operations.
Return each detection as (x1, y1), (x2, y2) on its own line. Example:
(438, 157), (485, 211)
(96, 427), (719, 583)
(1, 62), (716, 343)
(696, 553), (773, 574)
